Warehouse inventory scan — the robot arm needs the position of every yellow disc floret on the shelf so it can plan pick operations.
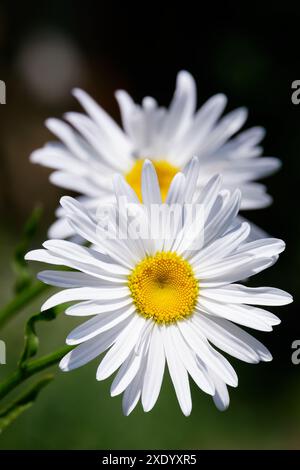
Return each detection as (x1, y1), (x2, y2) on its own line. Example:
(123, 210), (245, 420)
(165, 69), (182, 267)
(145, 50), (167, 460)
(128, 252), (199, 324)
(126, 159), (179, 201)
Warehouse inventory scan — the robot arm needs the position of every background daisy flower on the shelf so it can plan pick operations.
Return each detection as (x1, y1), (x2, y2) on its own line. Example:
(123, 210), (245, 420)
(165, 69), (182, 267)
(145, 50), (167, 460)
(25, 160), (292, 415)
(30, 71), (280, 239)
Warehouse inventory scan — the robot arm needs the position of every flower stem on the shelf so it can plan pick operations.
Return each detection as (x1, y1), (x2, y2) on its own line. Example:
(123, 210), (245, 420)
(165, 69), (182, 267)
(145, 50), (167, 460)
(0, 281), (49, 328)
(0, 345), (72, 401)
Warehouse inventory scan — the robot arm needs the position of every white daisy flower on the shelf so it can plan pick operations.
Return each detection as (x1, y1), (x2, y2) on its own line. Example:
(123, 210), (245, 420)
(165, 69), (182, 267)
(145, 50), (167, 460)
(25, 160), (291, 415)
(30, 70), (280, 240)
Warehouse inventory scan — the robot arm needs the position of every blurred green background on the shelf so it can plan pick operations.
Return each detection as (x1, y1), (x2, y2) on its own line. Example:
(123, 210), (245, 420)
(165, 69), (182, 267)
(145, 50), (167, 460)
(0, 1), (299, 449)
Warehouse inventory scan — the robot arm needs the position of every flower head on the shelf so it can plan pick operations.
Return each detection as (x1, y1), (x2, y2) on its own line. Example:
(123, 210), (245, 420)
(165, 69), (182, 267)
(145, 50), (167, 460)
(30, 71), (280, 239)
(25, 160), (291, 415)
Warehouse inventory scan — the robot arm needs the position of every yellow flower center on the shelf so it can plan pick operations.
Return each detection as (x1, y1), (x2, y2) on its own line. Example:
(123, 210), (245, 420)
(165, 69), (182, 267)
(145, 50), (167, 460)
(125, 159), (179, 201)
(128, 252), (199, 324)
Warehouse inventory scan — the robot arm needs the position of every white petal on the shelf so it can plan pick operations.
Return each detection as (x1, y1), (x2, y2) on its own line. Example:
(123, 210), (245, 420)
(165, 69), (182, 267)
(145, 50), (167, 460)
(25, 249), (65, 265)
(195, 253), (252, 279)
(196, 174), (223, 220)
(111, 335), (149, 397)
(236, 238), (286, 257)
(199, 257), (275, 287)
(59, 319), (128, 371)
(59, 196), (106, 246)
(219, 126), (265, 159)
(64, 111), (128, 172)
(60, 196), (138, 268)
(30, 146), (86, 174)
(197, 296), (280, 330)
(237, 215), (269, 242)
(165, 173), (186, 205)
(122, 361), (145, 416)
(113, 174), (140, 203)
(211, 371), (230, 411)
(142, 325), (165, 412)
(41, 286), (130, 311)
(141, 160), (162, 205)
(240, 183), (273, 210)
(49, 171), (101, 197)
(201, 284), (293, 306)
(46, 118), (91, 162)
(197, 313), (272, 362)
(37, 270), (123, 288)
(196, 107), (248, 158)
(182, 156), (200, 203)
(170, 326), (215, 395)
(66, 304), (136, 345)
(163, 326), (192, 416)
(190, 222), (250, 267)
(72, 88), (132, 158)
(172, 94), (227, 165)
(223, 157), (281, 183)
(161, 70), (196, 142)
(178, 320), (238, 386)
(43, 238), (130, 276)
(115, 90), (138, 142)
(96, 315), (146, 381)
(65, 298), (132, 316)
(48, 216), (75, 239)
(204, 189), (241, 245)
(193, 314), (260, 362)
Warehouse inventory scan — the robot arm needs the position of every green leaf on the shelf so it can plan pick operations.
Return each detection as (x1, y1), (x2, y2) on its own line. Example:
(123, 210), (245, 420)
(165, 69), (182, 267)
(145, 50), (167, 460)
(19, 308), (59, 368)
(13, 205), (43, 294)
(0, 375), (53, 434)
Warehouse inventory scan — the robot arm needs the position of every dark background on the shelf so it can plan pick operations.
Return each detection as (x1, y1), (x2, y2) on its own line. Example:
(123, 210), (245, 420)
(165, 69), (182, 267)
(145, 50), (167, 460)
(0, 1), (299, 449)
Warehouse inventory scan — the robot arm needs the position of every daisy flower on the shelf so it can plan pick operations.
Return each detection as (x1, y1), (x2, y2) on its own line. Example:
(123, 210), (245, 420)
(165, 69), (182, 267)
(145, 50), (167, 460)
(25, 160), (291, 415)
(30, 70), (280, 239)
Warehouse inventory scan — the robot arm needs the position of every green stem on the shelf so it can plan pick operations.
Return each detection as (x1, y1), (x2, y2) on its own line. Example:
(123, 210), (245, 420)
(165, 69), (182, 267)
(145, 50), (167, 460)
(0, 281), (49, 328)
(0, 345), (72, 400)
